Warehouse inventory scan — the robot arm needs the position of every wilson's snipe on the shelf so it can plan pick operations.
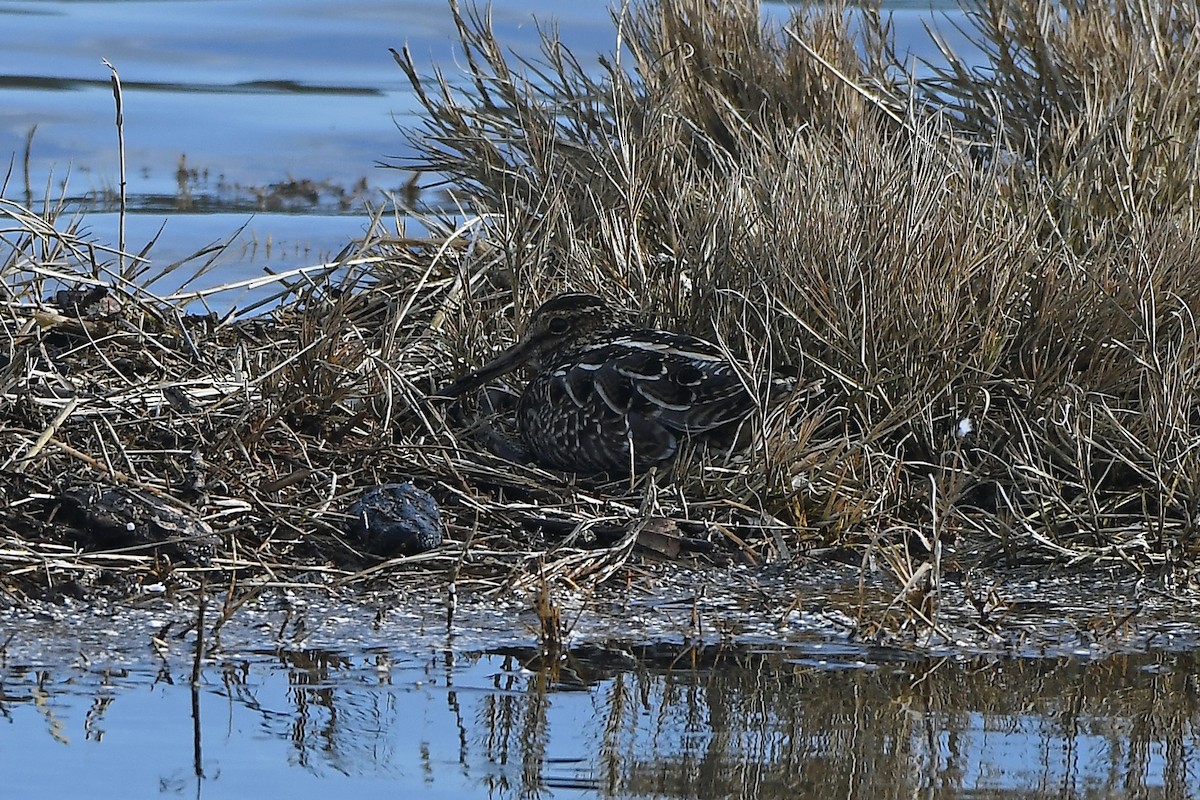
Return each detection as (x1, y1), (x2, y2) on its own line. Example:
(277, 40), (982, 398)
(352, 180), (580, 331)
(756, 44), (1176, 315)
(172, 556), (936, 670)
(437, 293), (797, 475)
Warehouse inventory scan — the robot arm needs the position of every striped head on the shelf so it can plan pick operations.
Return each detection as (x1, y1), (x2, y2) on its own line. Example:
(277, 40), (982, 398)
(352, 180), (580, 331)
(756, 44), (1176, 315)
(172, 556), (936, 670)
(438, 293), (618, 398)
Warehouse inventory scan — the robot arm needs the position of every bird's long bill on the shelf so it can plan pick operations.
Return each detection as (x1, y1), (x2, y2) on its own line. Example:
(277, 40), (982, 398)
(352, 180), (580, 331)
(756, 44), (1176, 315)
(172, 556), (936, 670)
(434, 339), (534, 399)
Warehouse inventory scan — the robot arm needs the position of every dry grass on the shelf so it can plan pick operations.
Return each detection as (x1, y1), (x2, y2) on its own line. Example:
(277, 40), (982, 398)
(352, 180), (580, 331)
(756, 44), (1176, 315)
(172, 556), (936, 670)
(927, 0), (1200, 227)
(3, 0), (1200, 606)
(389, 0), (1200, 568)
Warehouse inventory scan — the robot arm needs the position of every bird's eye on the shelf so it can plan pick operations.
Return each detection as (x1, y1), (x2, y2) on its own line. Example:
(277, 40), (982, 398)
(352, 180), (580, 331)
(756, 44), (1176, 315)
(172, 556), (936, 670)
(548, 316), (571, 335)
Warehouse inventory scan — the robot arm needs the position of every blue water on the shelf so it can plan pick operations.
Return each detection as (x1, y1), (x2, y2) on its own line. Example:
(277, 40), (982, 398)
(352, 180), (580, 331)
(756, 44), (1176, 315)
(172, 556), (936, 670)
(0, 0), (629, 291)
(0, 0), (974, 288)
(0, 0), (619, 203)
(5, 642), (1199, 798)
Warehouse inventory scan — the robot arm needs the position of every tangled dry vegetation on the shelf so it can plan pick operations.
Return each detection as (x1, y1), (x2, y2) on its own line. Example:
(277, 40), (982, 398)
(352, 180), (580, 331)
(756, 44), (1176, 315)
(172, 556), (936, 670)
(3, 0), (1200, 605)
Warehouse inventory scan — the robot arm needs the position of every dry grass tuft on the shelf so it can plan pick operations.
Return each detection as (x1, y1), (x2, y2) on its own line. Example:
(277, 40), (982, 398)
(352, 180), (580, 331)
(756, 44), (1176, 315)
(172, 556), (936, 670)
(928, 0), (1200, 228)
(388, 0), (1200, 571)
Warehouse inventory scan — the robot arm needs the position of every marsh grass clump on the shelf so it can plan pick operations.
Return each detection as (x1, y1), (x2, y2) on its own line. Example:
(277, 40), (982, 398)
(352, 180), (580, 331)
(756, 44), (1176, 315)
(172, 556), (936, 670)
(928, 0), (1200, 227)
(390, 0), (1200, 569)
(0, 195), (468, 598)
(3, 0), (1200, 607)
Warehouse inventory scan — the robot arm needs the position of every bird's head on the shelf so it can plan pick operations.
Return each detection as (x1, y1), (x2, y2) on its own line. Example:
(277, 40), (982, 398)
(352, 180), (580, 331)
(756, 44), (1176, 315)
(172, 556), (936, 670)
(437, 293), (617, 398)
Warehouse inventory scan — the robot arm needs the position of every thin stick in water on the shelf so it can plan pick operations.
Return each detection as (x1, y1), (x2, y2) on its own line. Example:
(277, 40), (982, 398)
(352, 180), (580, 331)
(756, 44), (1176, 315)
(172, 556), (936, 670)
(101, 58), (127, 276)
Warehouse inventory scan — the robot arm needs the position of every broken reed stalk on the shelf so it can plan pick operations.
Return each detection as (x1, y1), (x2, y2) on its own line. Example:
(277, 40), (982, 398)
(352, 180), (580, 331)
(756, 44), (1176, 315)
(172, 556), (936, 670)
(22, 124), (36, 208)
(190, 576), (206, 778)
(192, 575), (206, 686)
(101, 59), (127, 276)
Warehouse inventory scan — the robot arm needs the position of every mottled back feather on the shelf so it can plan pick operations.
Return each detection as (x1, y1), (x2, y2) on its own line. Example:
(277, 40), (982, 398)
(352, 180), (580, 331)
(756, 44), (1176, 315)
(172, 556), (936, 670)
(441, 293), (800, 476)
(518, 327), (794, 474)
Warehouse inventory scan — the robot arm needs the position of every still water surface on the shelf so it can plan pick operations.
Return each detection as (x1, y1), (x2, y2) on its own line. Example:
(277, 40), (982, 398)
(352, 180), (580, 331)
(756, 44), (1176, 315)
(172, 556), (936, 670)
(1, 0), (629, 280)
(0, 0), (971, 276)
(5, 593), (1200, 799)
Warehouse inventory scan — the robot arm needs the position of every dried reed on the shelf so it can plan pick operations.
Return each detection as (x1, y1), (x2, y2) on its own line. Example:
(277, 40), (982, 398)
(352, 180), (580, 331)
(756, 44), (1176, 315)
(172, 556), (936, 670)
(3, 0), (1199, 610)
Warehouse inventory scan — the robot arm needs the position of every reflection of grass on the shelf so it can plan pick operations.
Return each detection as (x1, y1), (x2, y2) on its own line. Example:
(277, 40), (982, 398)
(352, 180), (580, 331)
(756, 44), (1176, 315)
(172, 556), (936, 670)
(7, 644), (1191, 796)
(173, 153), (376, 213)
(127, 153), (380, 213)
(2, 0), (1200, 634)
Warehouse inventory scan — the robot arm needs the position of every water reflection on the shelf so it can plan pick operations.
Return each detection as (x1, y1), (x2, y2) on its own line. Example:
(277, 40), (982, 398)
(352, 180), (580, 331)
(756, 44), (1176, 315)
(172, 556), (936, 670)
(3, 643), (1198, 798)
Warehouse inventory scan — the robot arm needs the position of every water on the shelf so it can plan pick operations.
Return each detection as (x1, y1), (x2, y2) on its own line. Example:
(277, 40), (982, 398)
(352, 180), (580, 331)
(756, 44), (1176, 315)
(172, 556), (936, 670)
(0, 0), (627, 287)
(0, 0), (618, 207)
(4, 589), (1200, 799)
(0, 0), (974, 283)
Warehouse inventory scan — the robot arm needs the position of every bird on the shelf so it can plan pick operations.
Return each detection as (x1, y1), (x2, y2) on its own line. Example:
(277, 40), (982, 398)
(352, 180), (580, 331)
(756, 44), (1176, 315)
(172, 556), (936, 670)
(436, 292), (798, 476)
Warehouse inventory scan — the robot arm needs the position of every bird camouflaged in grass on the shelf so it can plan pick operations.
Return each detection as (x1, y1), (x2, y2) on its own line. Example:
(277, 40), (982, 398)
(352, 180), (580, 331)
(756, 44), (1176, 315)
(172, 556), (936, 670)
(437, 293), (803, 477)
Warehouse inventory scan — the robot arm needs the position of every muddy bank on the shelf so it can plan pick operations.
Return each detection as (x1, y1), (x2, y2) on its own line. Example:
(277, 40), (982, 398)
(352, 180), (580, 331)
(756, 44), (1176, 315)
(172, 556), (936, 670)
(3, 553), (1197, 666)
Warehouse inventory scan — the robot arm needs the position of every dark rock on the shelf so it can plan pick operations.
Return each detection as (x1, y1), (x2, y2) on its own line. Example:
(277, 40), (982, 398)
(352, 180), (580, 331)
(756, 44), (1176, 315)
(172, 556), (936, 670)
(55, 485), (219, 565)
(346, 482), (443, 557)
